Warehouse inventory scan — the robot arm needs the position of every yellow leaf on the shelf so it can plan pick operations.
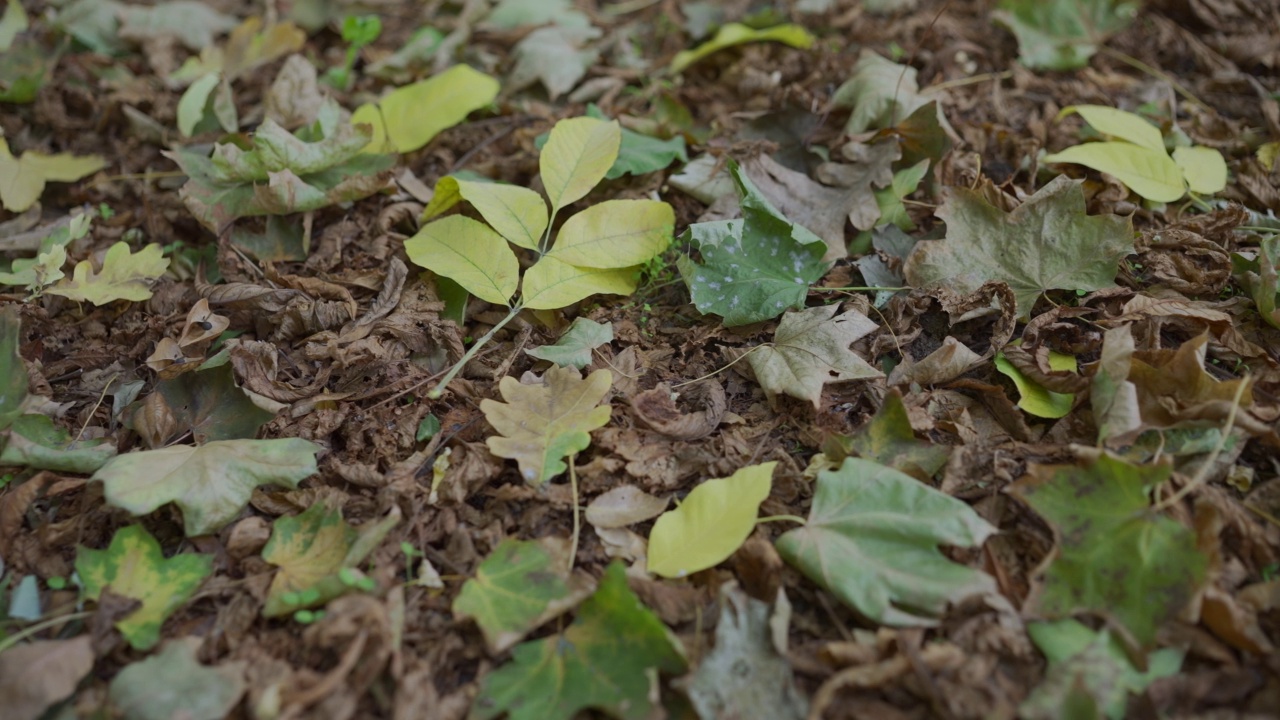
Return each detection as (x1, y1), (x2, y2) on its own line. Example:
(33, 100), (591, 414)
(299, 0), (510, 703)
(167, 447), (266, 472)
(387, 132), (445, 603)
(442, 177), (549, 250)
(351, 64), (499, 154)
(647, 462), (776, 578)
(47, 243), (169, 305)
(547, 199), (673, 269)
(0, 139), (106, 212)
(539, 117), (620, 214)
(671, 23), (814, 74)
(1172, 145), (1227, 195)
(404, 215), (520, 305)
(481, 366), (612, 485)
(1043, 142), (1185, 203)
(521, 256), (637, 310)
(1060, 105), (1166, 154)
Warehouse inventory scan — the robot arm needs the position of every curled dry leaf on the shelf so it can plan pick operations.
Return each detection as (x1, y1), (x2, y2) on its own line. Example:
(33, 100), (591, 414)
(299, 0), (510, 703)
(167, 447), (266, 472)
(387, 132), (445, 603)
(630, 381), (726, 440)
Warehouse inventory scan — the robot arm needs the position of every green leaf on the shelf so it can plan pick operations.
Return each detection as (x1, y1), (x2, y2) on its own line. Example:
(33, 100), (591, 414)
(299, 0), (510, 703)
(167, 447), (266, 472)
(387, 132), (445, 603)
(453, 537), (598, 653)
(547, 199), (674, 268)
(904, 175), (1134, 318)
(349, 64), (499, 154)
(118, 0), (237, 50)
(995, 348), (1079, 418)
(0, 305), (27, 432)
(1009, 454), (1208, 645)
(176, 72), (220, 137)
(109, 638), (246, 720)
(404, 215), (521, 306)
(1021, 620), (1183, 720)
(508, 25), (601, 100)
(0, 414), (116, 473)
(584, 105), (688, 179)
(520, 257), (638, 311)
(1043, 142), (1185, 203)
(0, 138), (106, 212)
(671, 22), (815, 73)
(539, 117), (621, 214)
(993, 0), (1139, 71)
(776, 457), (996, 626)
(844, 389), (950, 481)
(44, 242), (169, 305)
(93, 438), (320, 537)
(526, 317), (613, 369)
(743, 305), (883, 409)
(678, 161), (830, 326)
(1063, 104), (1166, 153)
(648, 462), (775, 578)
(427, 177), (548, 250)
(0, 0), (29, 53)
(1172, 145), (1228, 195)
(472, 562), (687, 720)
(833, 51), (933, 134)
(481, 367), (612, 485)
(262, 503), (398, 617)
(148, 361), (276, 444)
(76, 525), (213, 650)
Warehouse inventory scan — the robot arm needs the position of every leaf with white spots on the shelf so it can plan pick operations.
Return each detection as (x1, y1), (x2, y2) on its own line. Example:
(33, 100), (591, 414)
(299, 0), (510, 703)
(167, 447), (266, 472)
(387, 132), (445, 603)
(678, 160), (830, 326)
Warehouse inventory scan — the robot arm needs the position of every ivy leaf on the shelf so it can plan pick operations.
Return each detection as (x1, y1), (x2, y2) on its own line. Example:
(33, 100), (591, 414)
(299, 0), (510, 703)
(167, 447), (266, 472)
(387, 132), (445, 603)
(453, 537), (598, 653)
(776, 458), (996, 626)
(671, 23), (815, 73)
(75, 525), (213, 650)
(742, 304), (883, 409)
(262, 503), (399, 617)
(472, 562), (687, 720)
(678, 161), (830, 326)
(1009, 454), (1208, 646)
(993, 0), (1139, 71)
(45, 242), (168, 305)
(109, 638), (247, 720)
(93, 438), (320, 537)
(526, 318), (613, 369)
(481, 367), (612, 485)
(0, 137), (105, 212)
(350, 64), (499, 154)
(648, 462), (775, 578)
(903, 175), (1134, 319)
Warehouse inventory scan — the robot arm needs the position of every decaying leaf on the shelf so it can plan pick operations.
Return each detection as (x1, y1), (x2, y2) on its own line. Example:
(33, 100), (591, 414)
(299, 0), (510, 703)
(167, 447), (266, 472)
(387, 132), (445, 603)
(46, 242), (169, 305)
(481, 366), (613, 485)
(994, 0), (1140, 71)
(0, 636), (93, 720)
(741, 304), (883, 409)
(109, 638), (247, 720)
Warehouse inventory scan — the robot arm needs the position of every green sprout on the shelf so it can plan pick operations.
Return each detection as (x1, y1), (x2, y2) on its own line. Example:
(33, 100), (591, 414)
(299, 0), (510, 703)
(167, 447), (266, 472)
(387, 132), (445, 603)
(324, 15), (382, 91)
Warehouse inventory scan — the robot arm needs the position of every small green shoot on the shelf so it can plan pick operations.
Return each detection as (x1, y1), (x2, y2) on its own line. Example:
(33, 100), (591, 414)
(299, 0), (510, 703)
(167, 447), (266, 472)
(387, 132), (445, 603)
(323, 15), (382, 91)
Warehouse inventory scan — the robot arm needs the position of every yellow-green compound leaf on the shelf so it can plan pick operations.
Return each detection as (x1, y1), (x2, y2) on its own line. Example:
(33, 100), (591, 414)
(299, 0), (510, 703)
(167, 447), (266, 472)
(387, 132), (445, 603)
(995, 349), (1079, 419)
(1062, 105), (1166, 153)
(109, 638), (247, 720)
(261, 503), (397, 617)
(648, 462), (775, 578)
(75, 525), (213, 650)
(453, 537), (597, 653)
(1010, 454), (1208, 646)
(405, 215), (520, 306)
(350, 64), (499, 154)
(46, 242), (169, 305)
(520, 256), (637, 311)
(481, 366), (612, 485)
(472, 562), (687, 720)
(539, 116), (620, 214)
(1043, 142), (1185, 203)
(0, 138), (106, 212)
(776, 458), (996, 626)
(428, 177), (548, 250)
(671, 22), (815, 74)
(547, 199), (673, 269)
(1172, 145), (1228, 195)
(93, 438), (320, 537)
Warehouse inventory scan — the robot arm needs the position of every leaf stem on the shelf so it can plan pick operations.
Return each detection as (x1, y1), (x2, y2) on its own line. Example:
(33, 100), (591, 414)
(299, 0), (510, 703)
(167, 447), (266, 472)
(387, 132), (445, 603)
(815, 286), (910, 292)
(0, 611), (93, 654)
(1152, 371), (1249, 512)
(756, 514), (807, 526)
(568, 454), (581, 573)
(427, 304), (523, 399)
(670, 344), (766, 389)
(1098, 47), (1210, 113)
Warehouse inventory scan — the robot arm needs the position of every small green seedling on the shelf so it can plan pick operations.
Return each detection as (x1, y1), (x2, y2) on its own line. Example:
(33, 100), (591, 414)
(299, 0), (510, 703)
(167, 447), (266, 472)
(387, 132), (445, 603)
(324, 14), (382, 91)
(405, 116), (674, 397)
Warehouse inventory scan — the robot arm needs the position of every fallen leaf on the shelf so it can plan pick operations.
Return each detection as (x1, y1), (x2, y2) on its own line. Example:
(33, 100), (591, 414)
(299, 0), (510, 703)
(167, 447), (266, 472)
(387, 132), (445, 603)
(0, 413), (117, 473)
(472, 562), (687, 720)
(93, 438), (320, 537)
(76, 525), (213, 650)
(109, 637), (247, 720)
(482, 366), (613, 485)
(840, 388), (950, 481)
(350, 64), (500, 154)
(995, 346), (1079, 418)
(904, 175), (1134, 318)
(118, 0), (237, 50)
(0, 138), (105, 212)
(671, 22), (815, 73)
(46, 242), (169, 305)
(648, 462), (775, 578)
(833, 51), (934, 134)
(1010, 454), (1208, 645)
(585, 485), (670, 529)
(0, 636), (93, 720)
(993, 0), (1140, 71)
(0, 305), (27, 431)
(584, 105), (687, 179)
(507, 25), (601, 100)
(776, 457), (996, 626)
(742, 304), (883, 409)
(526, 317), (613, 369)
(453, 537), (598, 653)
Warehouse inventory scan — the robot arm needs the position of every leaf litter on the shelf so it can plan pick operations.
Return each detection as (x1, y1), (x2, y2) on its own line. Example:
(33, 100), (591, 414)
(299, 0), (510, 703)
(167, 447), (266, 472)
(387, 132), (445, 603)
(1, 1), (1280, 719)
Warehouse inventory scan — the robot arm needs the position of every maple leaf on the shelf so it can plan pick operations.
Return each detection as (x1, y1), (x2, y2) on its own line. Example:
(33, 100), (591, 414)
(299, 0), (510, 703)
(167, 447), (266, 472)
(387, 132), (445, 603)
(833, 51), (935, 134)
(742, 304), (883, 409)
(481, 366), (612, 485)
(46, 242), (169, 305)
(904, 176), (1134, 318)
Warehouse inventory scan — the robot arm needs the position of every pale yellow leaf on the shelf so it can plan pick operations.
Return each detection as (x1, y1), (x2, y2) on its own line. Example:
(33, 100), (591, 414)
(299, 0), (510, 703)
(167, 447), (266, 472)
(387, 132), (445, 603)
(1172, 145), (1227, 195)
(404, 215), (520, 305)
(47, 243), (169, 305)
(539, 117), (620, 214)
(521, 256), (637, 310)
(547, 199), (673, 269)
(648, 462), (776, 578)
(1043, 142), (1185, 203)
